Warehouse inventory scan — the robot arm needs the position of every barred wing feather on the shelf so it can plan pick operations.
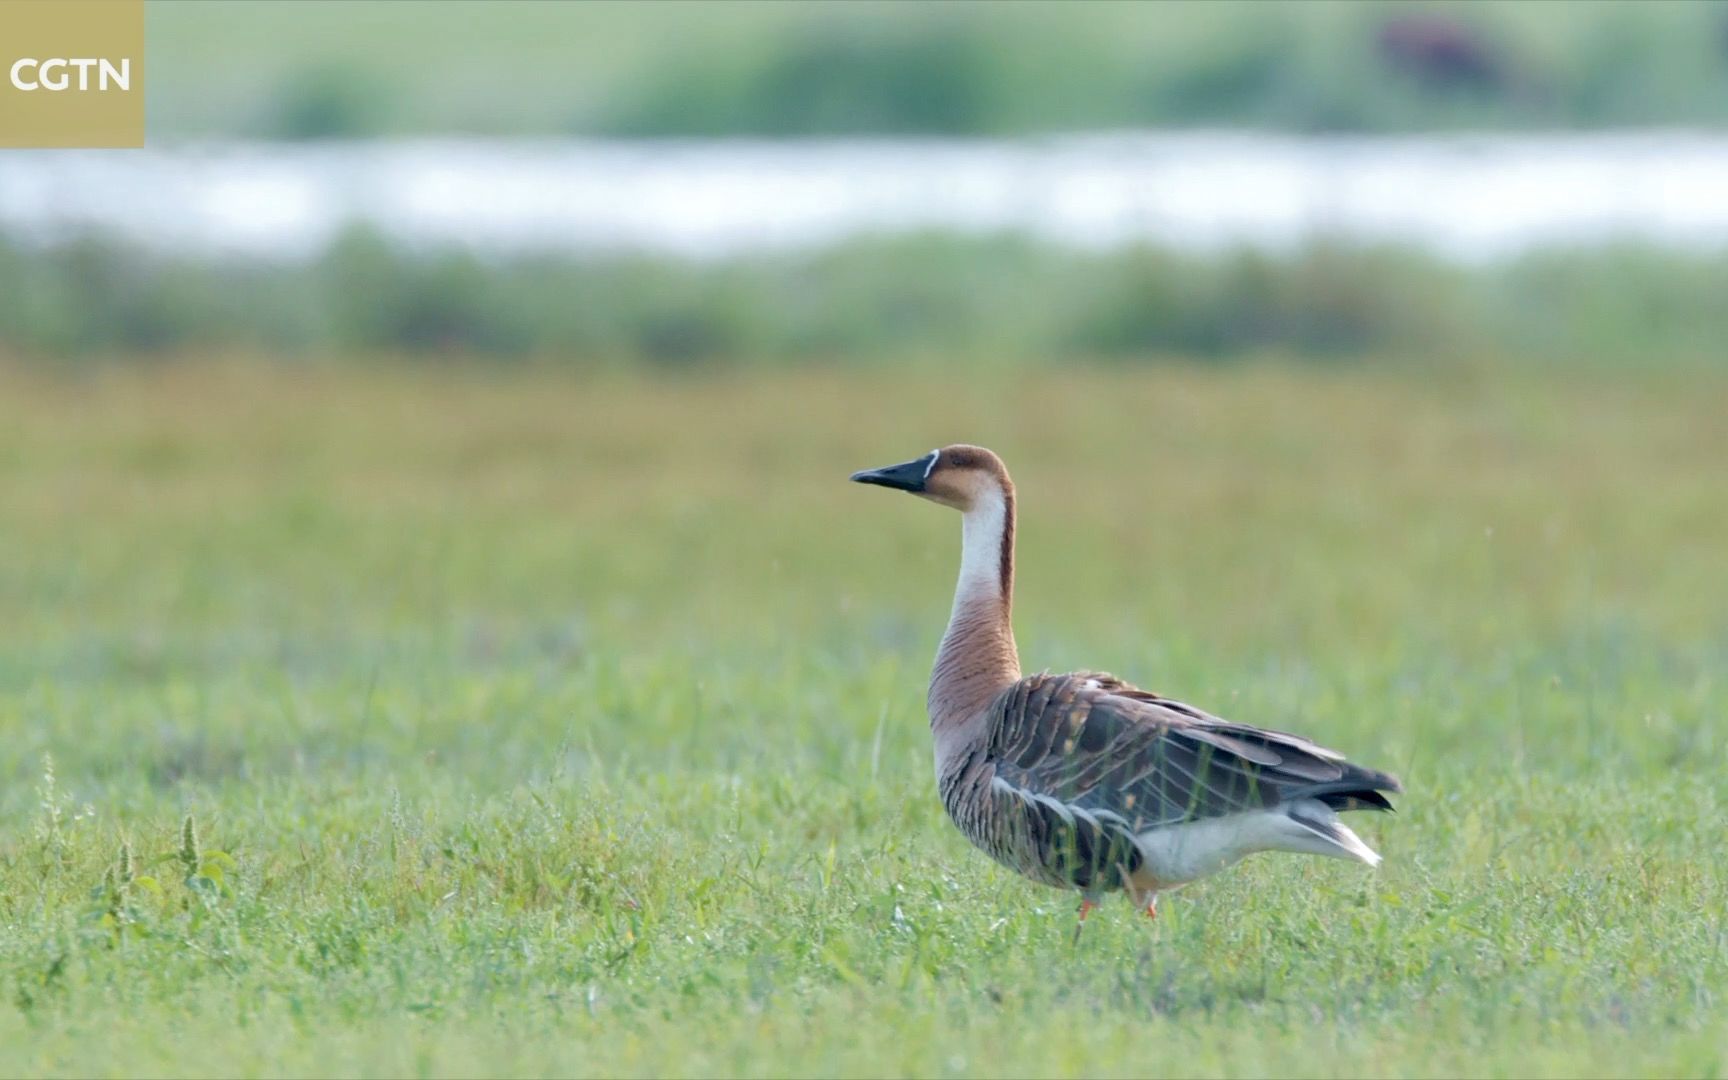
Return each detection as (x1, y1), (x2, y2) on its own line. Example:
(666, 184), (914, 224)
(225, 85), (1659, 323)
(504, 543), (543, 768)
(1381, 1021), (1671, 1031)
(987, 672), (1401, 837)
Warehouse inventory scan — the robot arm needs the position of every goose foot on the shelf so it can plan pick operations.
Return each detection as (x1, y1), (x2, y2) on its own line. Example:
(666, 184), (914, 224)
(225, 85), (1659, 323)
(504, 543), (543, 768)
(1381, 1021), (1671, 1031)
(1143, 896), (1158, 919)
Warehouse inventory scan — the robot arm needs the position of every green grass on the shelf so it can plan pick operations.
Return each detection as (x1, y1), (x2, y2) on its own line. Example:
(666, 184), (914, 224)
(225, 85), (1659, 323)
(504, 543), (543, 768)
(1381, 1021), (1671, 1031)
(1, 362), (1724, 1076)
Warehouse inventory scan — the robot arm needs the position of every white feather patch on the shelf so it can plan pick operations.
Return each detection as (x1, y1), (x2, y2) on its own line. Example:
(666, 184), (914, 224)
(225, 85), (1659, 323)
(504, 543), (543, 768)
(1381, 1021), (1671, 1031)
(1135, 801), (1383, 883)
(952, 486), (1007, 610)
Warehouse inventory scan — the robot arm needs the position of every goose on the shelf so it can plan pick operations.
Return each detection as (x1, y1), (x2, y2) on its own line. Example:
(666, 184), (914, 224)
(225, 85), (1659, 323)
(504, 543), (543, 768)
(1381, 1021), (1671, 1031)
(851, 444), (1401, 932)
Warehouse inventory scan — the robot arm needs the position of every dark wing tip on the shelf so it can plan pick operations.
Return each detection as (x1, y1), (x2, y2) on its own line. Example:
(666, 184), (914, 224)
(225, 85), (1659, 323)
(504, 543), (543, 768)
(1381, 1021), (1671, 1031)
(1295, 770), (1403, 813)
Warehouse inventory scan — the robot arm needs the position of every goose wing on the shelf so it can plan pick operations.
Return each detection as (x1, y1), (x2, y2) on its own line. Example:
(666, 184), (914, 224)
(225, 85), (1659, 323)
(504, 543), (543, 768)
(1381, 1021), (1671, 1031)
(987, 672), (1401, 834)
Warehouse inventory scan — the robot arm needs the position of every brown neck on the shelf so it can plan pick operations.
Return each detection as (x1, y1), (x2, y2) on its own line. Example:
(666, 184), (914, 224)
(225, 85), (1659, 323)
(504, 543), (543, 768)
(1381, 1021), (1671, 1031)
(928, 482), (1020, 732)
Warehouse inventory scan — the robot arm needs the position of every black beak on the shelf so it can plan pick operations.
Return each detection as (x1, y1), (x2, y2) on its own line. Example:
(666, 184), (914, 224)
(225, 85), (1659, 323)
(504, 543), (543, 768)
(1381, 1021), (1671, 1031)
(850, 451), (936, 493)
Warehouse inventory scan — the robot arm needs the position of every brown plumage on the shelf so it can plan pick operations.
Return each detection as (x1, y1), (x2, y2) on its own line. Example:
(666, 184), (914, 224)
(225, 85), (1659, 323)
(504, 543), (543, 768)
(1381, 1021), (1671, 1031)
(852, 444), (1402, 921)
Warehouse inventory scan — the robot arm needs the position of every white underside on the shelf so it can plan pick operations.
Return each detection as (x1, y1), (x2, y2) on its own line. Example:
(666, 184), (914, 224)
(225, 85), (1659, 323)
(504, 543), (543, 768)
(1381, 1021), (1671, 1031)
(1135, 799), (1382, 886)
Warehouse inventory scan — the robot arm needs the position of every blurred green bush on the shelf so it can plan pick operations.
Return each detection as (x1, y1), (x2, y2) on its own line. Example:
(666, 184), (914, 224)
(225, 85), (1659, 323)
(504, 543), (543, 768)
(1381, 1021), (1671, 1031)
(266, 64), (394, 140)
(147, 2), (1728, 140)
(4, 228), (1726, 367)
(601, 4), (1728, 136)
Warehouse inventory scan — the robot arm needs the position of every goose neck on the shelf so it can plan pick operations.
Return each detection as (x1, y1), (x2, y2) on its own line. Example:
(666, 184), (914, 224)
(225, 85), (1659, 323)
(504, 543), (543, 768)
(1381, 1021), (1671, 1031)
(928, 484), (1020, 728)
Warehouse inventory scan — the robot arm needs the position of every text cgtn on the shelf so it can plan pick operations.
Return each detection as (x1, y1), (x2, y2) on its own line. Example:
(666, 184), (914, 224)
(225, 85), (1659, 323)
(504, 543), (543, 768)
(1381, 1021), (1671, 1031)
(8, 58), (131, 92)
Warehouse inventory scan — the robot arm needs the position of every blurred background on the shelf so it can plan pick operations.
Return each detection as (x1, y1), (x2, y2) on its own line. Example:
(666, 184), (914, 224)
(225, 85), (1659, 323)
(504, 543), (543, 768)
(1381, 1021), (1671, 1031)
(5, 0), (1728, 363)
(5, 0), (1726, 785)
(5, 0), (1727, 748)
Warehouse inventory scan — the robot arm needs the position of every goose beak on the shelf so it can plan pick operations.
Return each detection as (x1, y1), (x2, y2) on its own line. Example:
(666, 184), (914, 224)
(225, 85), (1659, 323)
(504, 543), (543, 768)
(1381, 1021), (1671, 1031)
(850, 452), (936, 493)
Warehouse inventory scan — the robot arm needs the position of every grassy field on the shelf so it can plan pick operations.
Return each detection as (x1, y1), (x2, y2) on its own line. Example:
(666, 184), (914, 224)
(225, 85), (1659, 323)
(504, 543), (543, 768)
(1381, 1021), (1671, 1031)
(0, 361), (1724, 1076)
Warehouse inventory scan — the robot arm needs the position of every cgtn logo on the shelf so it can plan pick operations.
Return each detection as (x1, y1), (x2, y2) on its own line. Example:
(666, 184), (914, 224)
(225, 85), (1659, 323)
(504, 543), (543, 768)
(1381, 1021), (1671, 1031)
(0, 0), (144, 148)
(9, 57), (131, 92)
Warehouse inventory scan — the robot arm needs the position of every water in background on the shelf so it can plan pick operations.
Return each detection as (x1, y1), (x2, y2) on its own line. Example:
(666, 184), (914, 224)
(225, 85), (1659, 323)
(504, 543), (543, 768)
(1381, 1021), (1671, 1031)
(5, 132), (1728, 260)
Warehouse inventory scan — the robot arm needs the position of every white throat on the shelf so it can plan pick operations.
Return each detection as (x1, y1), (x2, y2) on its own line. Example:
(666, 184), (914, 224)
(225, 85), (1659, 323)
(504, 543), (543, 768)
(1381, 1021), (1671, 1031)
(951, 486), (1008, 616)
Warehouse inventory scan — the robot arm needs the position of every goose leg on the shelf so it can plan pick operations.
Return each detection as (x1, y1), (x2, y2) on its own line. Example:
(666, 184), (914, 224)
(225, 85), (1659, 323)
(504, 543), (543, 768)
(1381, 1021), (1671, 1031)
(1123, 878), (1158, 920)
(1071, 895), (1100, 946)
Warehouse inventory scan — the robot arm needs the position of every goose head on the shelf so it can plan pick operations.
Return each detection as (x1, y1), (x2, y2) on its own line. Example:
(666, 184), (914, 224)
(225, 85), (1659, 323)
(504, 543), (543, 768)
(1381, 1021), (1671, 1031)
(850, 444), (1011, 512)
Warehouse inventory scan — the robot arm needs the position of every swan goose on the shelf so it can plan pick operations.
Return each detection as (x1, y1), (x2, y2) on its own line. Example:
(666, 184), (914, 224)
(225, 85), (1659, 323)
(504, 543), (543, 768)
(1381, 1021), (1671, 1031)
(851, 444), (1401, 930)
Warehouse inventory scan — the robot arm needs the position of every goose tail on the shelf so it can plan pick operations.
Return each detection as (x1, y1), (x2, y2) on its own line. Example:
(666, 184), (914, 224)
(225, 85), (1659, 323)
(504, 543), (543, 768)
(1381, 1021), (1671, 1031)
(1275, 798), (1388, 867)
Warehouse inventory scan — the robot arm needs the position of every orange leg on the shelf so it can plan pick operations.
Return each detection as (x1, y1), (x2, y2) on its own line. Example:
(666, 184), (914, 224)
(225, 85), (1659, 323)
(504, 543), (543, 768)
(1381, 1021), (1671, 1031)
(1143, 895), (1158, 919)
(1072, 897), (1099, 946)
